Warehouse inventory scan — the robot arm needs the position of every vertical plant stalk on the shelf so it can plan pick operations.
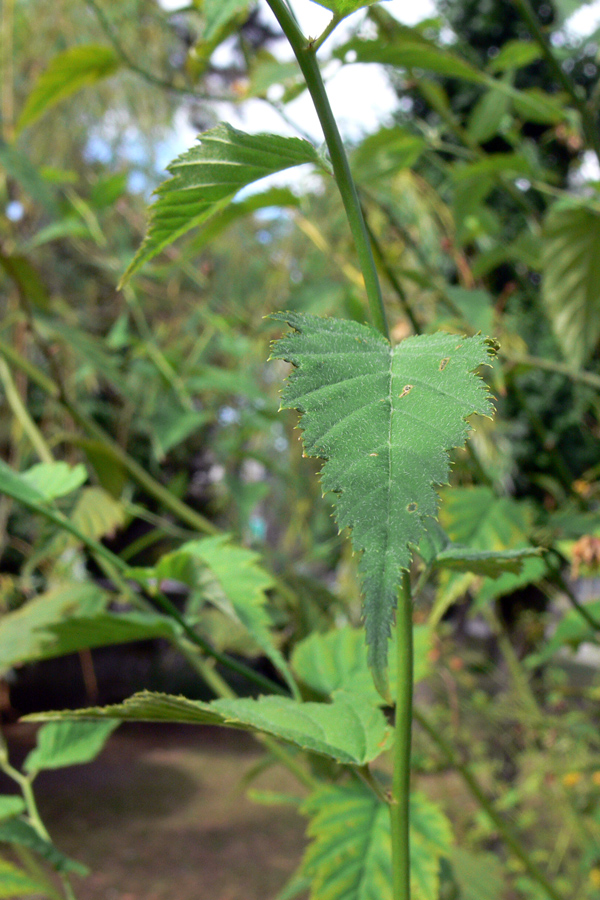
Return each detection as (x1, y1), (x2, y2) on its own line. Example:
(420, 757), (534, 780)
(265, 0), (389, 339)
(390, 572), (413, 900)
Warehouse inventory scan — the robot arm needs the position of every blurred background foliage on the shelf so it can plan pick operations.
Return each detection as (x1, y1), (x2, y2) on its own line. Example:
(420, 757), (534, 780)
(3, 0), (600, 898)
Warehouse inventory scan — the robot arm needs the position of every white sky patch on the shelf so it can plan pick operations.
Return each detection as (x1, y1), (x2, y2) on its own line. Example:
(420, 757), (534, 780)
(565, 0), (600, 36)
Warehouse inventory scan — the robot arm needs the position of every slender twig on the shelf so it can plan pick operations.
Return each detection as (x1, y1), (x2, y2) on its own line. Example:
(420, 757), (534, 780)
(266, 0), (389, 338)
(510, 0), (600, 164)
(310, 14), (342, 53)
(414, 708), (565, 900)
(0, 358), (53, 463)
(390, 572), (413, 900)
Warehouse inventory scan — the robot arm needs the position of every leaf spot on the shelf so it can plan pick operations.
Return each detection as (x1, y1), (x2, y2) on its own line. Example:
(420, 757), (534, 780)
(407, 502), (418, 513)
(439, 357), (450, 371)
(398, 384), (413, 398)
(369, 452), (379, 457)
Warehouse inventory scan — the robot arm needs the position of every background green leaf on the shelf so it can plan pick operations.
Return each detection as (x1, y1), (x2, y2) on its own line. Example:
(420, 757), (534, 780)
(24, 721), (119, 776)
(17, 45), (120, 132)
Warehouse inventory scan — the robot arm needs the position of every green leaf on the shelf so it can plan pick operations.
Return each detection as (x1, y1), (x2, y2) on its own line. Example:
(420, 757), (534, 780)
(488, 40), (542, 73)
(0, 252), (50, 310)
(526, 599), (600, 667)
(70, 486), (125, 541)
(150, 407), (211, 461)
(340, 35), (486, 83)
(300, 784), (452, 900)
(352, 127), (426, 181)
(0, 819), (88, 876)
(0, 797), (26, 823)
(0, 583), (106, 674)
(271, 313), (493, 694)
(291, 624), (432, 703)
(466, 80), (512, 144)
(21, 462), (87, 501)
(203, 0), (252, 41)
(541, 203), (600, 366)
(0, 857), (45, 897)
(432, 487), (547, 624)
(17, 45), (120, 132)
(27, 690), (391, 766)
(310, 0), (381, 17)
(24, 721), (119, 776)
(450, 847), (507, 900)
(153, 535), (295, 693)
(418, 519), (541, 578)
(121, 124), (319, 283)
(0, 458), (48, 506)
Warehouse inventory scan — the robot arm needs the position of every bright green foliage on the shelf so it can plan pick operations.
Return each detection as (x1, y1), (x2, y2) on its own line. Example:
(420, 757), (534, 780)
(271, 312), (493, 692)
(432, 487), (547, 624)
(146, 534), (294, 690)
(487, 40), (542, 73)
(20, 462), (87, 500)
(0, 820), (88, 876)
(121, 125), (319, 283)
(24, 721), (119, 776)
(291, 624), (432, 702)
(70, 486), (125, 541)
(0, 798), (26, 823)
(310, 0), (382, 17)
(16, 45), (121, 133)
(28, 691), (391, 766)
(541, 203), (600, 366)
(0, 458), (52, 506)
(0, 857), (45, 897)
(299, 784), (452, 900)
(340, 32), (485, 83)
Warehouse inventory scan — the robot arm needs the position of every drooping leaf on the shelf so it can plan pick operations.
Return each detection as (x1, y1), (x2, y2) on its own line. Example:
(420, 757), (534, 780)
(26, 690), (391, 766)
(432, 487), (547, 624)
(541, 203), (600, 366)
(271, 313), (493, 694)
(291, 624), (432, 703)
(70, 487), (125, 541)
(0, 857), (45, 897)
(17, 45), (121, 132)
(0, 583), (106, 675)
(24, 721), (119, 776)
(43, 610), (181, 658)
(300, 784), (452, 900)
(121, 125), (320, 283)
(0, 819), (87, 876)
(152, 535), (295, 692)
(310, 0), (382, 17)
(0, 797), (26, 823)
(21, 462), (87, 501)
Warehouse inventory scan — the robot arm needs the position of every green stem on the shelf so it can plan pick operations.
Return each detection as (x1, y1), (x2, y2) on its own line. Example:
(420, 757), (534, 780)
(0, 358), (54, 463)
(414, 708), (565, 900)
(363, 214), (421, 335)
(265, 0), (389, 339)
(311, 14), (342, 53)
(390, 572), (413, 900)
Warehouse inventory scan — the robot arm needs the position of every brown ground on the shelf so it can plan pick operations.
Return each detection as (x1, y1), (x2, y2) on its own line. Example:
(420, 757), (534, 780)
(2, 723), (307, 900)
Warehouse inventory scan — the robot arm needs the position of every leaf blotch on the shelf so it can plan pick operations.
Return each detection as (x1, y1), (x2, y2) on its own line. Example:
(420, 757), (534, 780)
(399, 384), (413, 398)
(439, 358), (450, 371)
(407, 502), (418, 513)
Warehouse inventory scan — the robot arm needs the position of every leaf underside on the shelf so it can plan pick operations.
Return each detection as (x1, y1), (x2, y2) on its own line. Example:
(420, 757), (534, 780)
(271, 313), (493, 693)
(121, 123), (318, 283)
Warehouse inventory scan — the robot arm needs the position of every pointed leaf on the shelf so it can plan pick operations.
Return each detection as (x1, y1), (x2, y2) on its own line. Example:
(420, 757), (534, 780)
(17, 45), (120, 132)
(300, 784), (452, 900)
(121, 125), (319, 283)
(417, 518), (541, 577)
(340, 35), (485, 83)
(542, 203), (600, 366)
(26, 690), (391, 766)
(271, 313), (493, 693)
(24, 721), (118, 775)
(488, 40), (542, 73)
